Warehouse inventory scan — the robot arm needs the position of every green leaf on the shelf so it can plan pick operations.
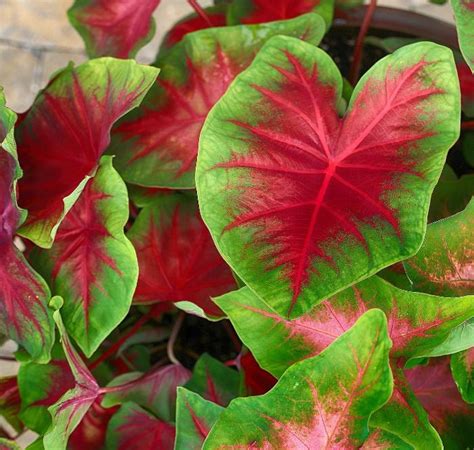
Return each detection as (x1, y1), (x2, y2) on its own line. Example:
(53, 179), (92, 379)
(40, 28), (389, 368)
(30, 156), (138, 357)
(452, 0), (474, 71)
(175, 388), (224, 450)
(203, 309), (393, 448)
(451, 348), (474, 403)
(197, 36), (460, 319)
(184, 353), (240, 406)
(0, 438), (21, 450)
(215, 277), (474, 377)
(404, 199), (474, 297)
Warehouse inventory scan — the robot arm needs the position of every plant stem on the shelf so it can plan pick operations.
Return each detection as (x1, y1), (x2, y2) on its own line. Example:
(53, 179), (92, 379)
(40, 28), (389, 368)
(349, 0), (377, 85)
(89, 304), (164, 371)
(187, 0), (213, 27)
(167, 312), (185, 366)
(461, 120), (474, 131)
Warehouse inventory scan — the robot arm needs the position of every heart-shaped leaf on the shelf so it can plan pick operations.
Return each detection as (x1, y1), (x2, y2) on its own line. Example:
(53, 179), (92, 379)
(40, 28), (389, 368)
(68, 0), (161, 58)
(406, 357), (474, 449)
(0, 90), (54, 362)
(101, 364), (191, 422)
(227, 0), (334, 28)
(405, 199), (473, 297)
(197, 36), (460, 318)
(16, 58), (158, 248)
(204, 309), (392, 448)
(215, 277), (474, 377)
(451, 348), (474, 403)
(109, 14), (325, 189)
(175, 388), (224, 450)
(127, 195), (235, 317)
(44, 300), (101, 450)
(105, 402), (175, 450)
(30, 156), (138, 357)
(184, 353), (239, 406)
(452, 0), (474, 72)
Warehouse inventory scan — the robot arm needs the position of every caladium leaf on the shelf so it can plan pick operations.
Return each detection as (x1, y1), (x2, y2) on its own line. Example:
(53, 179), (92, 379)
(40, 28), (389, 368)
(175, 388), (224, 450)
(405, 199), (474, 297)
(197, 37), (460, 318)
(451, 348), (474, 403)
(452, 0), (474, 72)
(68, 0), (161, 58)
(424, 318), (474, 357)
(127, 195), (235, 317)
(101, 364), (191, 422)
(43, 299), (101, 450)
(0, 90), (54, 363)
(227, 0), (334, 28)
(204, 309), (393, 448)
(239, 350), (277, 395)
(31, 156), (138, 357)
(110, 13), (326, 189)
(184, 353), (239, 406)
(362, 429), (412, 449)
(215, 277), (474, 377)
(16, 58), (158, 248)
(18, 346), (75, 433)
(0, 377), (22, 434)
(0, 439), (21, 450)
(458, 60), (474, 116)
(370, 365), (443, 449)
(105, 402), (175, 450)
(406, 357), (474, 449)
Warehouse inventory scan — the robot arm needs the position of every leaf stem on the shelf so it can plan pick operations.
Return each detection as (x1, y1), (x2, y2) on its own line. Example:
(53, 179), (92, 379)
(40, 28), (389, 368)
(461, 120), (474, 130)
(167, 312), (185, 366)
(349, 0), (377, 85)
(187, 0), (213, 27)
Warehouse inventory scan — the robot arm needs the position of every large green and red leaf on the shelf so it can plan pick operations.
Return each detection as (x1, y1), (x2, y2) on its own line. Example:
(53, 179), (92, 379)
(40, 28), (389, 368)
(105, 402), (175, 450)
(204, 310), (392, 448)
(127, 195), (235, 317)
(197, 37), (460, 318)
(406, 356), (474, 449)
(101, 364), (191, 422)
(43, 299), (101, 450)
(175, 388), (224, 450)
(16, 58), (158, 248)
(452, 0), (474, 72)
(404, 199), (473, 297)
(68, 0), (161, 58)
(109, 14), (325, 189)
(31, 156), (138, 357)
(0, 89), (54, 362)
(215, 277), (474, 377)
(227, 0), (334, 27)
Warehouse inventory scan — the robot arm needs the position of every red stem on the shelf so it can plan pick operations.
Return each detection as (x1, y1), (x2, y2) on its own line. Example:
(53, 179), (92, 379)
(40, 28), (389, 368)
(88, 304), (164, 371)
(187, 0), (213, 27)
(349, 0), (378, 85)
(461, 120), (474, 130)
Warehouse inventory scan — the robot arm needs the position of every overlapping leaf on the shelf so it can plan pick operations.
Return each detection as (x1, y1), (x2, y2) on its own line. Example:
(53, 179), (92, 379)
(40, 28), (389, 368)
(227, 0), (334, 27)
(406, 357), (474, 449)
(0, 89), (54, 362)
(0, 377), (22, 434)
(105, 402), (175, 450)
(175, 388), (223, 450)
(452, 0), (474, 72)
(109, 14), (325, 188)
(239, 351), (276, 395)
(404, 199), (474, 297)
(68, 0), (161, 58)
(216, 277), (474, 377)
(101, 364), (191, 422)
(204, 310), (392, 448)
(197, 36), (460, 318)
(451, 348), (474, 403)
(31, 156), (138, 357)
(16, 58), (158, 248)
(127, 195), (235, 317)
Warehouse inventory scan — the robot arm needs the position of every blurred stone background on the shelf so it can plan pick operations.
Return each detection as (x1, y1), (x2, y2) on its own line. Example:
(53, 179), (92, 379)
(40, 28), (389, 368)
(0, 0), (453, 447)
(0, 0), (453, 112)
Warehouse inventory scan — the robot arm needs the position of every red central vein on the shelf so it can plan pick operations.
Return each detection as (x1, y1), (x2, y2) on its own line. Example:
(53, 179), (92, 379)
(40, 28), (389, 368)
(289, 163), (335, 316)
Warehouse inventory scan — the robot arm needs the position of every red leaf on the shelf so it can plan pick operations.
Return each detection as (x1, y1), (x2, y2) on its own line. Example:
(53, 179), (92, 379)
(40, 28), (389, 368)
(128, 196), (235, 317)
(239, 351), (277, 395)
(236, 0), (321, 23)
(68, 0), (161, 58)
